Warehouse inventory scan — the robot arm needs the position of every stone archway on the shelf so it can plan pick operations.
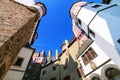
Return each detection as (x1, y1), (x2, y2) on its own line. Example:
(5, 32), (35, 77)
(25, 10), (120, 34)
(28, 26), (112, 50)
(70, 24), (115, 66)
(89, 73), (101, 80)
(101, 64), (120, 80)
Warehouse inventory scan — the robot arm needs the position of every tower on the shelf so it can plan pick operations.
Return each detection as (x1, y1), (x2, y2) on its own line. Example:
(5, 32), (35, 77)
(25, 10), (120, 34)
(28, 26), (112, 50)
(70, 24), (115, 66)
(0, 0), (46, 79)
(70, 0), (120, 80)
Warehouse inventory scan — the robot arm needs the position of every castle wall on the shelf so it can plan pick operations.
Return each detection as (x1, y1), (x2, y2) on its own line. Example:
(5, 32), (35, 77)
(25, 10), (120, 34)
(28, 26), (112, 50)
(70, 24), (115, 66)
(0, 0), (39, 79)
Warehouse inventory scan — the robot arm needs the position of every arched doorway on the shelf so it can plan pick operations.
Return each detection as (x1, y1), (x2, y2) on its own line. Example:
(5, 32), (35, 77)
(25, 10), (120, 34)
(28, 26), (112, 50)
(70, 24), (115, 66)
(101, 64), (120, 80)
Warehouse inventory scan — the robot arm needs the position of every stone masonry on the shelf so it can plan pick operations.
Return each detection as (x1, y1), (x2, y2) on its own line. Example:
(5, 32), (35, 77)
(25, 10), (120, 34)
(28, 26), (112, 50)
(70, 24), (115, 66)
(0, 0), (40, 79)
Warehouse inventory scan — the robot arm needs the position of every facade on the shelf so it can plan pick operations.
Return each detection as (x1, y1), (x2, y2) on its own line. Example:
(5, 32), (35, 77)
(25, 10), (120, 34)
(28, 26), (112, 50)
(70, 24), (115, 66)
(40, 38), (83, 80)
(60, 39), (81, 80)
(40, 59), (60, 80)
(70, 0), (120, 80)
(4, 47), (34, 80)
(0, 0), (46, 79)
(23, 63), (41, 80)
(40, 49), (60, 80)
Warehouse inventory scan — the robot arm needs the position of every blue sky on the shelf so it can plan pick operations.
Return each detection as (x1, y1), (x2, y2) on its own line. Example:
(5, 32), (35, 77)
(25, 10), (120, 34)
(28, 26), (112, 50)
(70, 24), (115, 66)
(31, 0), (102, 57)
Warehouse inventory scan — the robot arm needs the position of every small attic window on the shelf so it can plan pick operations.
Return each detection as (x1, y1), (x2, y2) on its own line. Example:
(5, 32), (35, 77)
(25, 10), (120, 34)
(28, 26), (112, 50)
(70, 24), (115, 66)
(92, 4), (102, 8)
(102, 0), (111, 4)
(78, 18), (82, 26)
(89, 29), (95, 38)
(117, 39), (120, 44)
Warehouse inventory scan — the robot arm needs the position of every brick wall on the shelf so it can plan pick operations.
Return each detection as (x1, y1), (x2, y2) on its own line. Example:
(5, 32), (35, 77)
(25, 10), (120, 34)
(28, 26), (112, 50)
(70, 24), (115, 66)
(0, 0), (39, 79)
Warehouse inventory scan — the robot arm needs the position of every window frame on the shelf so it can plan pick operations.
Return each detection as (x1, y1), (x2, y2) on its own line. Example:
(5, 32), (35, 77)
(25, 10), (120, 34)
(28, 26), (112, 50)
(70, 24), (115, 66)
(42, 70), (46, 76)
(13, 57), (24, 67)
(89, 29), (95, 38)
(81, 47), (97, 65)
(50, 77), (56, 80)
(117, 38), (120, 44)
(53, 66), (56, 71)
(77, 67), (84, 77)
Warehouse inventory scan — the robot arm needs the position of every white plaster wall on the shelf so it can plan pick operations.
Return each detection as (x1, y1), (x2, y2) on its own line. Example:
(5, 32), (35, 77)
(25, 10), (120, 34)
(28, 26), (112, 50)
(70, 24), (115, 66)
(10, 47), (34, 71)
(78, 42), (112, 75)
(14, 0), (35, 6)
(4, 70), (24, 80)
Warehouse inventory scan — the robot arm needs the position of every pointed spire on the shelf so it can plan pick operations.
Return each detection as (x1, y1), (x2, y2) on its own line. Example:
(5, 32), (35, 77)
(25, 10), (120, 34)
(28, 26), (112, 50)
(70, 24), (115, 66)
(56, 49), (59, 59)
(40, 50), (46, 57)
(48, 50), (52, 60)
(65, 39), (69, 46)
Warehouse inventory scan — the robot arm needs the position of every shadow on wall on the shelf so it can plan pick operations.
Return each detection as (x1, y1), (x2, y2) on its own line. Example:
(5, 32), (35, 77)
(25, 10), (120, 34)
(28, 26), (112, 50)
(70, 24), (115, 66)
(39, 53), (81, 80)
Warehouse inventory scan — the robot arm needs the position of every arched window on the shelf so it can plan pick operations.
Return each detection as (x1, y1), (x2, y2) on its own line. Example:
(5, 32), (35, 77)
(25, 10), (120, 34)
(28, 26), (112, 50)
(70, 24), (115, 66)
(91, 77), (101, 80)
(101, 64), (120, 80)
(105, 68), (120, 80)
(89, 73), (101, 80)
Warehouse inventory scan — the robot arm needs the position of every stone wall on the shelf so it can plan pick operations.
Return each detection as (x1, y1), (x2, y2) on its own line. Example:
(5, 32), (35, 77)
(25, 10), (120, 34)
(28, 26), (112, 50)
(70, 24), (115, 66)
(60, 38), (81, 80)
(0, 0), (39, 79)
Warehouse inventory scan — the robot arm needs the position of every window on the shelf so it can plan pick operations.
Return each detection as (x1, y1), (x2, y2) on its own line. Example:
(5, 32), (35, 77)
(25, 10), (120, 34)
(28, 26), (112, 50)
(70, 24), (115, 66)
(89, 29), (95, 38)
(42, 70), (46, 76)
(63, 76), (70, 80)
(13, 57), (24, 67)
(117, 39), (120, 44)
(77, 18), (82, 26)
(82, 48), (97, 65)
(50, 77), (56, 80)
(92, 77), (101, 80)
(25, 74), (28, 78)
(53, 66), (56, 71)
(28, 65), (32, 70)
(102, 0), (111, 4)
(64, 58), (68, 69)
(92, 4), (102, 8)
(77, 67), (84, 77)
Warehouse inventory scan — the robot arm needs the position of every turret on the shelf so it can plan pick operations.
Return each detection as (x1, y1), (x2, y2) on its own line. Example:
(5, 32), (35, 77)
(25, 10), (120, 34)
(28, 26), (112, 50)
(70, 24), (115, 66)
(34, 2), (46, 17)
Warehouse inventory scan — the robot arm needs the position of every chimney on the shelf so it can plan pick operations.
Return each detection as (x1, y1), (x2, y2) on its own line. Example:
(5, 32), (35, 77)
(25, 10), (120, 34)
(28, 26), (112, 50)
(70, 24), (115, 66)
(56, 49), (59, 59)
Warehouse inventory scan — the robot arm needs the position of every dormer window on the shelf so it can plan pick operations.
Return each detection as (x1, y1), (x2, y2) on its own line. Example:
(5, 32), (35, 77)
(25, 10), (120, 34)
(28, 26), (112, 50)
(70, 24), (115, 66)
(78, 18), (82, 26)
(92, 4), (102, 8)
(102, 0), (111, 4)
(117, 39), (120, 44)
(89, 29), (95, 38)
